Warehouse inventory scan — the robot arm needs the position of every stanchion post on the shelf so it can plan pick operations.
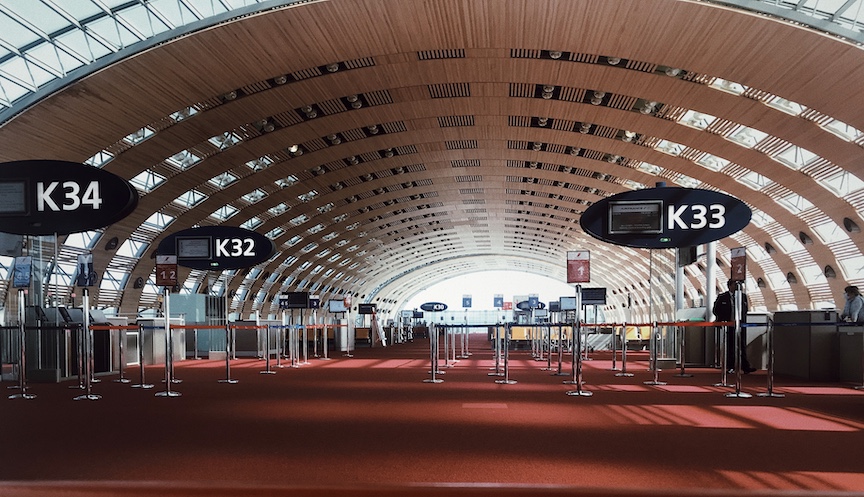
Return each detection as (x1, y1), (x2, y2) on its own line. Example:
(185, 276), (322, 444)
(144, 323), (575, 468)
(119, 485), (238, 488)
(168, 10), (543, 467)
(610, 324), (619, 371)
(488, 325), (503, 376)
(758, 317), (784, 397)
(218, 322), (238, 384)
(260, 314), (275, 375)
(9, 288), (35, 400)
(156, 288), (180, 398)
(615, 294), (634, 378)
(423, 322), (443, 383)
(674, 324), (693, 378)
(566, 285), (592, 397)
(643, 322), (666, 386)
(725, 282), (752, 399)
(74, 288), (101, 401)
(114, 326), (131, 384)
(551, 324), (567, 376)
(495, 323), (517, 384)
(131, 323), (154, 389)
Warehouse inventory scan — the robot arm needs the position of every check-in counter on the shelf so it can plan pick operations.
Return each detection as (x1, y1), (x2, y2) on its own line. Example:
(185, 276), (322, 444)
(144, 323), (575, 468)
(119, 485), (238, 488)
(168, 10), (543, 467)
(836, 325), (864, 383)
(773, 310), (837, 381)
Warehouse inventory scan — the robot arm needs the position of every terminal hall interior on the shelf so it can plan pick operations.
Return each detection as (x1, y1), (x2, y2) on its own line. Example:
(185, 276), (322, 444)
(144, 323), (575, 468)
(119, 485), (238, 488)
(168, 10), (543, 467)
(1, 1), (864, 496)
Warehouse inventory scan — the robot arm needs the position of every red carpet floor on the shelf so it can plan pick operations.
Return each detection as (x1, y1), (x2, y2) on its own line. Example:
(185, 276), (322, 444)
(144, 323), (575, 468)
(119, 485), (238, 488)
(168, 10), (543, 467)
(1, 333), (863, 496)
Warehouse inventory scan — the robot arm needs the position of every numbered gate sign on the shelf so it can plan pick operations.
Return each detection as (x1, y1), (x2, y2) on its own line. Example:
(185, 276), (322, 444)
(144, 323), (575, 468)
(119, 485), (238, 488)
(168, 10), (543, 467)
(155, 255), (178, 286)
(580, 186), (751, 249)
(157, 226), (276, 270)
(0, 160), (139, 235)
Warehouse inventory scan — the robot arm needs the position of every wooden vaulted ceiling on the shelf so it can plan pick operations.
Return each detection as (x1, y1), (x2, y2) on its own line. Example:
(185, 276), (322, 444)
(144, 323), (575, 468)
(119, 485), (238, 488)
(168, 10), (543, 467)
(0, 0), (863, 319)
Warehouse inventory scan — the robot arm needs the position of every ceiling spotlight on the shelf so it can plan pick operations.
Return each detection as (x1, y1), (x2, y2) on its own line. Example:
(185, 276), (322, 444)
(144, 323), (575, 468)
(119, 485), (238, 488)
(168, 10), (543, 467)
(327, 134), (341, 145)
(528, 161), (538, 168)
(332, 183), (343, 190)
(665, 67), (681, 77)
(223, 90), (237, 101)
(351, 101), (362, 109)
(274, 75), (288, 85)
(532, 142), (542, 151)
(326, 63), (340, 72)
(537, 117), (548, 126)
(288, 144), (299, 153)
(549, 51), (562, 59)
(607, 57), (621, 65)
(640, 101), (658, 115)
(259, 119), (275, 132)
(607, 155), (620, 163)
(383, 148), (394, 158)
(579, 123), (591, 134)
(569, 147), (580, 156)
(367, 125), (379, 134)
(346, 94), (359, 103)
(348, 156), (359, 164)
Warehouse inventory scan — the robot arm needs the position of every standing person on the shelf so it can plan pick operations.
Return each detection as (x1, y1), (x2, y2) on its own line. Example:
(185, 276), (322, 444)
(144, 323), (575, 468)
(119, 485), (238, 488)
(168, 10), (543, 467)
(840, 285), (864, 323)
(713, 279), (756, 374)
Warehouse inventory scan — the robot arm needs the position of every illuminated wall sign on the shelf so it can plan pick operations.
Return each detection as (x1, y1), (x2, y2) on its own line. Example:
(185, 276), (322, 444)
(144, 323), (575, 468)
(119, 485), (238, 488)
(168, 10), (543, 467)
(420, 302), (448, 312)
(580, 186), (751, 249)
(158, 226), (276, 270)
(0, 160), (139, 235)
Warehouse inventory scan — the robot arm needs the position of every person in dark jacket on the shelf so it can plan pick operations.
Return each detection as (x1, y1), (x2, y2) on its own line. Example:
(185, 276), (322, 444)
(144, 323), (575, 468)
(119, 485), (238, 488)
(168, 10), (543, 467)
(713, 279), (756, 374)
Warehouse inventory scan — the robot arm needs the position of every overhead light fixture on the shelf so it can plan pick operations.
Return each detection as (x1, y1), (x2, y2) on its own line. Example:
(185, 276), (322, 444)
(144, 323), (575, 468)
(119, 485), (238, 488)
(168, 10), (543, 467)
(367, 125), (379, 134)
(579, 123), (591, 134)
(542, 85), (555, 99)
(301, 105), (317, 118)
(665, 67), (681, 77)
(606, 57), (620, 65)
(326, 63), (339, 72)
(274, 75), (288, 85)
(288, 144), (300, 153)
(591, 91), (605, 105)
(532, 142), (542, 151)
(383, 149), (394, 158)
(327, 134), (341, 145)
(223, 90), (237, 101)
(549, 51), (562, 59)
(569, 147), (580, 156)
(348, 156), (359, 165)
(537, 117), (548, 126)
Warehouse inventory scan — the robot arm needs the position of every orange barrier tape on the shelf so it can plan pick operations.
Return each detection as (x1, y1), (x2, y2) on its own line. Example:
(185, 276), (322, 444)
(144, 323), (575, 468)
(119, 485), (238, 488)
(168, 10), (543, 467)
(230, 325), (268, 330)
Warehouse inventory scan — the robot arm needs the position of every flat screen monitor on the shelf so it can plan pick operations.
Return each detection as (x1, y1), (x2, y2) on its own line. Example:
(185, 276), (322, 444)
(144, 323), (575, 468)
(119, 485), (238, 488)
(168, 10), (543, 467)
(548, 301), (560, 312)
(581, 288), (607, 306)
(280, 291), (309, 309)
(559, 296), (577, 311)
(412, 311), (424, 319)
(328, 299), (347, 313)
(534, 309), (549, 318)
(358, 303), (376, 315)
(608, 200), (663, 234)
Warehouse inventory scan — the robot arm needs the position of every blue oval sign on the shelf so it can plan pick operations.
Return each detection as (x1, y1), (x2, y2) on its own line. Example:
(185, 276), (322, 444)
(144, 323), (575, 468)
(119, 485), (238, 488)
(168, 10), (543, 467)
(420, 302), (448, 312)
(580, 187), (751, 248)
(516, 300), (546, 311)
(157, 226), (276, 270)
(0, 160), (138, 235)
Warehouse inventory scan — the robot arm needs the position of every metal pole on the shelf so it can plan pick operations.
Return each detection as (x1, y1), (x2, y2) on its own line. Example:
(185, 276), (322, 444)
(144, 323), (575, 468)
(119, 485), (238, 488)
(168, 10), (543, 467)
(260, 310), (275, 375)
(758, 317), (783, 397)
(674, 324), (693, 378)
(114, 326), (130, 384)
(74, 288), (100, 400)
(218, 322), (238, 384)
(643, 321), (666, 386)
(488, 325), (502, 376)
(131, 323), (153, 389)
(495, 323), (517, 384)
(423, 322), (443, 383)
(9, 288), (35, 399)
(567, 285), (592, 397)
(156, 288), (180, 397)
(726, 283), (752, 398)
(301, 309), (309, 364)
(616, 293), (634, 377)
(552, 324), (567, 376)
(610, 323), (619, 371)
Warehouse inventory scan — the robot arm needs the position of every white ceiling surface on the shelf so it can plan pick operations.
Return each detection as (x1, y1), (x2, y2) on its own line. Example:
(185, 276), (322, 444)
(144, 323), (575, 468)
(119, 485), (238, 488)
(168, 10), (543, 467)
(0, 0), (862, 321)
